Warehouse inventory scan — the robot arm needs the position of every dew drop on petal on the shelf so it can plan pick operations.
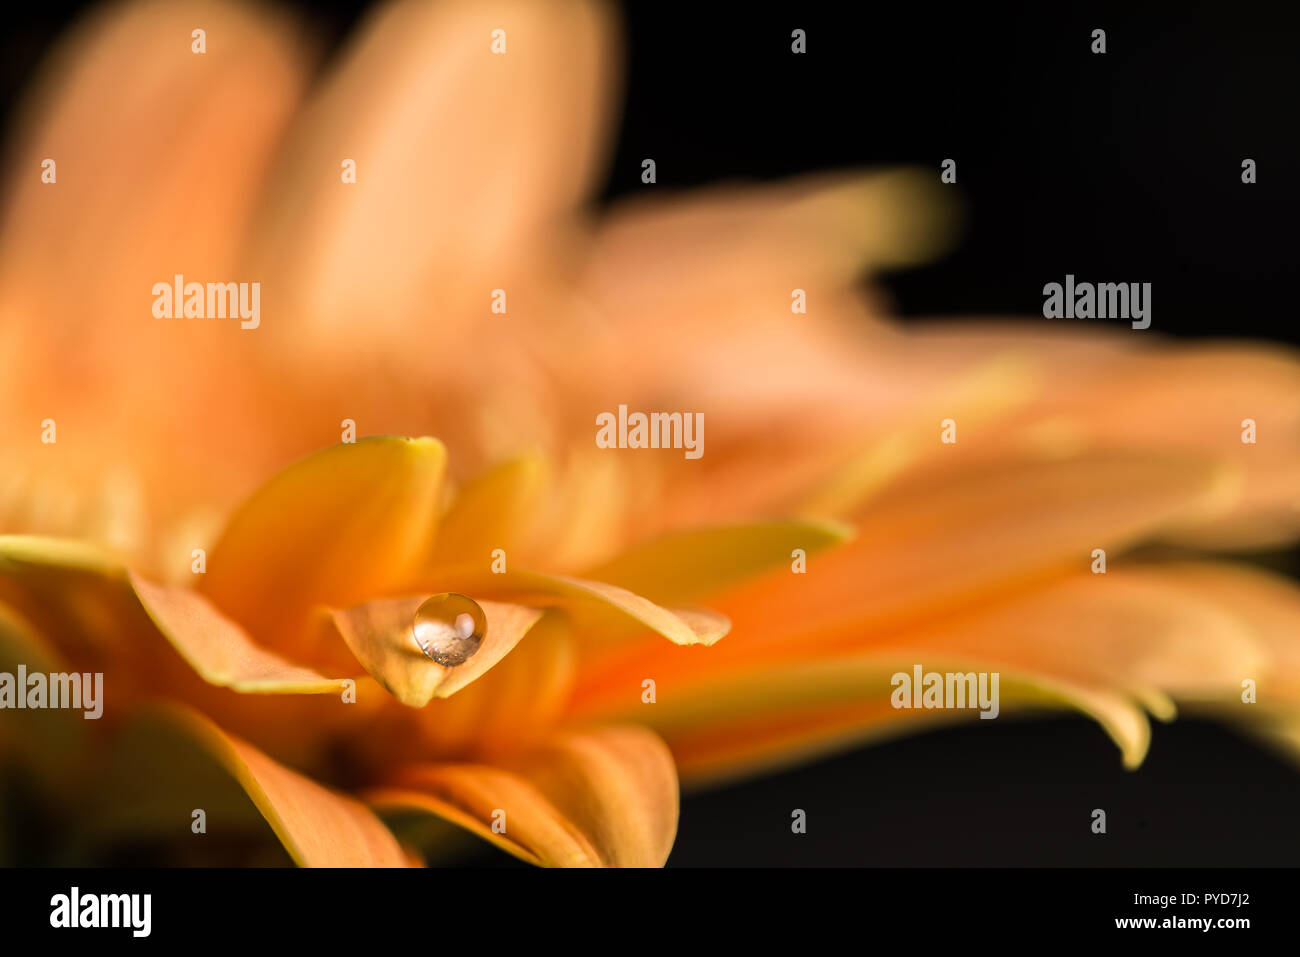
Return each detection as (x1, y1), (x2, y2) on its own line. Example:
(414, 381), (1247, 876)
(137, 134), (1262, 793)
(412, 593), (486, 666)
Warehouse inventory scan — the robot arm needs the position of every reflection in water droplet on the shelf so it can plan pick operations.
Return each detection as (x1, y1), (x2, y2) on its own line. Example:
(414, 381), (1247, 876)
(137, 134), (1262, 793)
(412, 593), (487, 666)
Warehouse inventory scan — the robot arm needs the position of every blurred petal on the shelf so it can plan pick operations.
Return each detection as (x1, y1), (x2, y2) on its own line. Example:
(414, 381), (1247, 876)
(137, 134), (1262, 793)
(252, 0), (619, 344)
(875, 329), (1300, 547)
(0, 601), (87, 782)
(370, 725), (677, 867)
(869, 570), (1267, 709)
(1247, 716), (1300, 769)
(0, 535), (145, 663)
(328, 596), (542, 707)
(662, 677), (1151, 787)
(580, 519), (852, 605)
(431, 455), (546, 567)
(584, 170), (956, 330)
(0, 0), (305, 319)
(137, 705), (410, 867)
(0, 0), (311, 560)
(546, 172), (962, 543)
(576, 649), (1160, 780)
(1139, 562), (1300, 706)
(574, 563), (1289, 780)
(795, 351), (1042, 518)
(200, 437), (447, 662)
(701, 453), (1234, 672)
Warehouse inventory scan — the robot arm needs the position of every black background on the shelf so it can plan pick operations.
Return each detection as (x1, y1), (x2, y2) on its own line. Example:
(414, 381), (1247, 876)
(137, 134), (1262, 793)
(2, 1), (1298, 866)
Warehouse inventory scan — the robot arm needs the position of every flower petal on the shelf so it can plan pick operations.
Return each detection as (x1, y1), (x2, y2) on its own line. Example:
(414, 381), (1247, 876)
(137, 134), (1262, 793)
(200, 437), (447, 661)
(0, 535), (144, 663)
(250, 0), (618, 347)
(327, 596), (542, 707)
(580, 519), (852, 605)
(411, 612), (577, 757)
(428, 566), (730, 646)
(0, 0), (305, 320)
(863, 330), (1300, 548)
(1136, 562), (1300, 706)
(136, 705), (411, 867)
(584, 170), (956, 331)
(431, 455), (547, 568)
(0, 600), (88, 781)
(564, 453), (1233, 717)
(369, 725), (678, 867)
(129, 572), (351, 694)
(660, 676), (1152, 787)
(0, 0), (310, 560)
(0, 536), (356, 715)
(571, 563), (1277, 780)
(712, 453), (1234, 659)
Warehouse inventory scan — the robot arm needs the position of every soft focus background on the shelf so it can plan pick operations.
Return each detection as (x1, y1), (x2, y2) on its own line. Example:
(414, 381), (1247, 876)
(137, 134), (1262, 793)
(3, 0), (1297, 865)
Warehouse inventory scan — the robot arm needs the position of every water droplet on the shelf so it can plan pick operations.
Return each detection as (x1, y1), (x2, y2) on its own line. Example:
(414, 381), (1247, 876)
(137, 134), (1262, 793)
(412, 593), (487, 666)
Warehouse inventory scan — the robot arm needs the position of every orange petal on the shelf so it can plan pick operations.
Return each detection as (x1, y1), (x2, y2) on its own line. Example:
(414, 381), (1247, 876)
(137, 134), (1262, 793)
(129, 571), (351, 694)
(139, 704), (411, 867)
(572, 561), (1282, 780)
(570, 452), (1232, 710)
(0, 535), (146, 664)
(327, 596), (542, 707)
(663, 675), (1152, 787)
(411, 611), (577, 757)
(580, 519), (851, 606)
(431, 455), (547, 568)
(250, 0), (619, 348)
(1136, 562), (1300, 706)
(200, 437), (447, 661)
(0, 0), (310, 561)
(584, 170), (956, 332)
(369, 725), (678, 867)
(0, 0), (305, 322)
(865, 330), (1300, 548)
(427, 565), (730, 646)
(716, 453), (1233, 660)
(1046, 345), (1300, 546)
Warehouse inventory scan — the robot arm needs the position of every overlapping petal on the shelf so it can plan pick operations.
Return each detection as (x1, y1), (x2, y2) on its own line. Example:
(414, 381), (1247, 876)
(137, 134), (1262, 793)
(328, 596), (542, 707)
(427, 566), (731, 647)
(130, 572), (353, 694)
(201, 436), (447, 664)
(571, 560), (1300, 782)
(0, 0), (311, 559)
(369, 725), (678, 867)
(127, 705), (411, 867)
(0, 0), (1296, 875)
(581, 519), (852, 605)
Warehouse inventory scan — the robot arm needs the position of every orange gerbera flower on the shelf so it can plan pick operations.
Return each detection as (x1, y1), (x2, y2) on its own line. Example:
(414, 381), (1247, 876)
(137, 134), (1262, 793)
(1, 0), (1298, 869)
(3, 436), (795, 865)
